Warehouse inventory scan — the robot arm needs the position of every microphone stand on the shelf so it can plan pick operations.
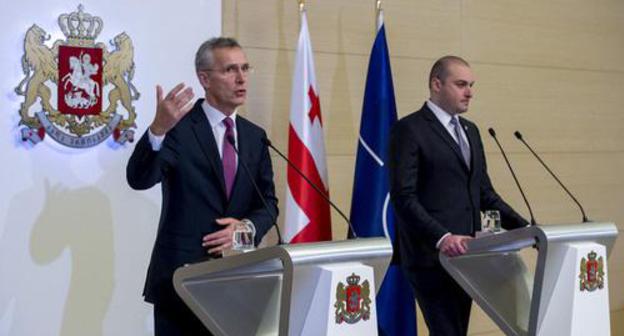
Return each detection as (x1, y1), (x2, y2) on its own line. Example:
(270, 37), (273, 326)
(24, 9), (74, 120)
(514, 131), (590, 223)
(488, 128), (537, 226)
(262, 137), (359, 238)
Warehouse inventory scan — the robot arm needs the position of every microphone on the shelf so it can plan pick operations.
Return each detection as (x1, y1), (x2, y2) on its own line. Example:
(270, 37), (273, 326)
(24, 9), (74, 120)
(226, 135), (285, 244)
(487, 128), (537, 226)
(514, 131), (590, 223)
(261, 137), (359, 239)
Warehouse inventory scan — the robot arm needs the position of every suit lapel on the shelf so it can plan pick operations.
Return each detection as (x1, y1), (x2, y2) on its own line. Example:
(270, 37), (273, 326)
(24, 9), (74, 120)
(190, 102), (228, 200)
(422, 106), (469, 172)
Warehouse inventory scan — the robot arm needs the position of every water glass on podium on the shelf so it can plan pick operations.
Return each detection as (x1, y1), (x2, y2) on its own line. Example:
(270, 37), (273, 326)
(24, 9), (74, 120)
(231, 219), (255, 253)
(477, 210), (501, 237)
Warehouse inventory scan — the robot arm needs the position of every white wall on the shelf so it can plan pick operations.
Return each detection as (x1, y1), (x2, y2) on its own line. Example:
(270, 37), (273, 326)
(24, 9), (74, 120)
(0, 1), (221, 335)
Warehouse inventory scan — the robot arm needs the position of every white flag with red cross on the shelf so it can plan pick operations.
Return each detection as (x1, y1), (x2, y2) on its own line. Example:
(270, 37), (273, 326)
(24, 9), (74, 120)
(284, 10), (332, 243)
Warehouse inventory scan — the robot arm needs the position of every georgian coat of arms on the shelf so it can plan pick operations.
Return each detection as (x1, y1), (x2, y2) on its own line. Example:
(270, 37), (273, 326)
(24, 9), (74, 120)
(334, 273), (371, 324)
(15, 5), (139, 148)
(579, 250), (605, 292)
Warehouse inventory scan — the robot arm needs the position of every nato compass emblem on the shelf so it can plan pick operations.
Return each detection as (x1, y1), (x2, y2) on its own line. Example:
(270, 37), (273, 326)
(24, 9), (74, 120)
(579, 250), (605, 292)
(334, 273), (371, 324)
(15, 5), (140, 148)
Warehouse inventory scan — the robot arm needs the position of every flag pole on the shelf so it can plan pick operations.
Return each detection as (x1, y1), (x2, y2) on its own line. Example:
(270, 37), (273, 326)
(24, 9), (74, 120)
(298, 0), (305, 27)
(376, 0), (383, 31)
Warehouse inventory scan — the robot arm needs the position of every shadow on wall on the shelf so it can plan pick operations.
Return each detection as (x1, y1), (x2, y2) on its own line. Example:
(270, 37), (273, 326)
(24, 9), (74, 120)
(30, 181), (114, 336)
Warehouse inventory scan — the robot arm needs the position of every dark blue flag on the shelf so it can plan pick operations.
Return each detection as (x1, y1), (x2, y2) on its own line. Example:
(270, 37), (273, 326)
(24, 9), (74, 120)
(349, 21), (417, 336)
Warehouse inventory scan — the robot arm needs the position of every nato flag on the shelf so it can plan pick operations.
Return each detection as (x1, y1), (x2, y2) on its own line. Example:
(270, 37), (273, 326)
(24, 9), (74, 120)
(349, 23), (417, 336)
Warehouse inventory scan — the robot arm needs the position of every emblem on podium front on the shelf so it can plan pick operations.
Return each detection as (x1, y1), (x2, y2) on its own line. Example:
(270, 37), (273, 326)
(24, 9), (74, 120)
(15, 5), (140, 148)
(334, 273), (371, 324)
(579, 250), (605, 292)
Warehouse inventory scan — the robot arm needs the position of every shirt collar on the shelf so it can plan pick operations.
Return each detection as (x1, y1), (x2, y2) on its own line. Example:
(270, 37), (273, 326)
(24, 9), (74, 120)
(202, 100), (238, 128)
(427, 99), (456, 127)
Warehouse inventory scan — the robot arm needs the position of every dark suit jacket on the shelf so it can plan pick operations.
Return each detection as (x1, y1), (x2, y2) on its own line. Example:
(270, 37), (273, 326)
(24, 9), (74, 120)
(126, 99), (278, 304)
(389, 103), (527, 268)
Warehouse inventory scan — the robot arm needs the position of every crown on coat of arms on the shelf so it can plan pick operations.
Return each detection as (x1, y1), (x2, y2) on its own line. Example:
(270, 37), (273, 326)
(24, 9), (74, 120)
(346, 273), (360, 286)
(588, 251), (597, 260)
(58, 4), (103, 40)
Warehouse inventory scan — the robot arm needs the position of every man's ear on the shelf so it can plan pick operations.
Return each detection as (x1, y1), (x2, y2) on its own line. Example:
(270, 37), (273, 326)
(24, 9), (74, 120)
(430, 77), (442, 93)
(197, 72), (210, 89)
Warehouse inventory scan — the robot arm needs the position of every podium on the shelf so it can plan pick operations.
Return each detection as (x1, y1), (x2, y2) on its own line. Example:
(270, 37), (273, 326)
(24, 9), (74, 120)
(440, 222), (618, 336)
(173, 237), (392, 336)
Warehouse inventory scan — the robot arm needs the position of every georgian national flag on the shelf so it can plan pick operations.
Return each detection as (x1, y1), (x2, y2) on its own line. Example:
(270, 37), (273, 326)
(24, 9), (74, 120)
(349, 9), (417, 336)
(284, 10), (332, 243)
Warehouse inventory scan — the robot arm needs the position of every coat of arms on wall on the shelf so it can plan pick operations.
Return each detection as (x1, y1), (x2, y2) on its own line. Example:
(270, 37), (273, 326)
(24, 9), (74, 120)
(15, 5), (140, 148)
(334, 273), (371, 324)
(579, 250), (605, 292)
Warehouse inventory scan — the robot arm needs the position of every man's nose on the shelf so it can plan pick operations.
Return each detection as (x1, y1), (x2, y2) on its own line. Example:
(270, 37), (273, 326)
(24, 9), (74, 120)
(235, 71), (246, 83)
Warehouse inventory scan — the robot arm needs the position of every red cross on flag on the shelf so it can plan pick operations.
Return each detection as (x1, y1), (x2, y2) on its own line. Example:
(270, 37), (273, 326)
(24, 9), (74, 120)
(284, 9), (332, 243)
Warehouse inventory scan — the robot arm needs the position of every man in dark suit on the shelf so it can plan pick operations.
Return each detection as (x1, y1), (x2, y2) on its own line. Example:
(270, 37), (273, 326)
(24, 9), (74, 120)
(127, 37), (278, 335)
(388, 56), (528, 335)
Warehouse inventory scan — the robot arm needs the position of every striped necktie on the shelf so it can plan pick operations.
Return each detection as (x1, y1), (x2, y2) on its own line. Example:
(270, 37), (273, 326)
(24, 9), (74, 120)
(450, 117), (471, 169)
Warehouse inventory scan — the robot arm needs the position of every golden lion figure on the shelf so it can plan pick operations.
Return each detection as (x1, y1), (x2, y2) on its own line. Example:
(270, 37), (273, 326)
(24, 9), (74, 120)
(99, 32), (140, 128)
(15, 24), (62, 128)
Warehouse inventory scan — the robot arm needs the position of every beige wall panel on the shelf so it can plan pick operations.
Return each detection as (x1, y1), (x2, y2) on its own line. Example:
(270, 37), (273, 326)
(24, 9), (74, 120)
(326, 155), (356, 240)
(416, 306), (427, 335)
(383, 0), (463, 59)
(463, 0), (624, 71)
(609, 270), (624, 310)
(392, 57), (434, 117)
(612, 309), (624, 335)
(610, 237), (624, 275)
(223, 0), (375, 54)
(470, 331), (505, 336)
(468, 304), (502, 334)
(258, 156), (286, 247)
(468, 64), (624, 153)
(224, 0), (463, 59)
(485, 152), (624, 224)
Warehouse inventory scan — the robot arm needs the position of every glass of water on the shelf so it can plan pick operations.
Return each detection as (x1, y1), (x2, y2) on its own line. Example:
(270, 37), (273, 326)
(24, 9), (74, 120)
(482, 210), (502, 233)
(231, 220), (255, 252)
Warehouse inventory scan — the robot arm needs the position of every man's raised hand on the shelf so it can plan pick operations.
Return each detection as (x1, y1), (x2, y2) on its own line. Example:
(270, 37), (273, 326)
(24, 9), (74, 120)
(149, 83), (195, 136)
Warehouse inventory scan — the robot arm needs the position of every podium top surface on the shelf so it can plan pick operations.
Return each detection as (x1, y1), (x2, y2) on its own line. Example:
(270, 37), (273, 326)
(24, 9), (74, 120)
(465, 222), (617, 255)
(277, 237), (392, 265)
(174, 237), (392, 283)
